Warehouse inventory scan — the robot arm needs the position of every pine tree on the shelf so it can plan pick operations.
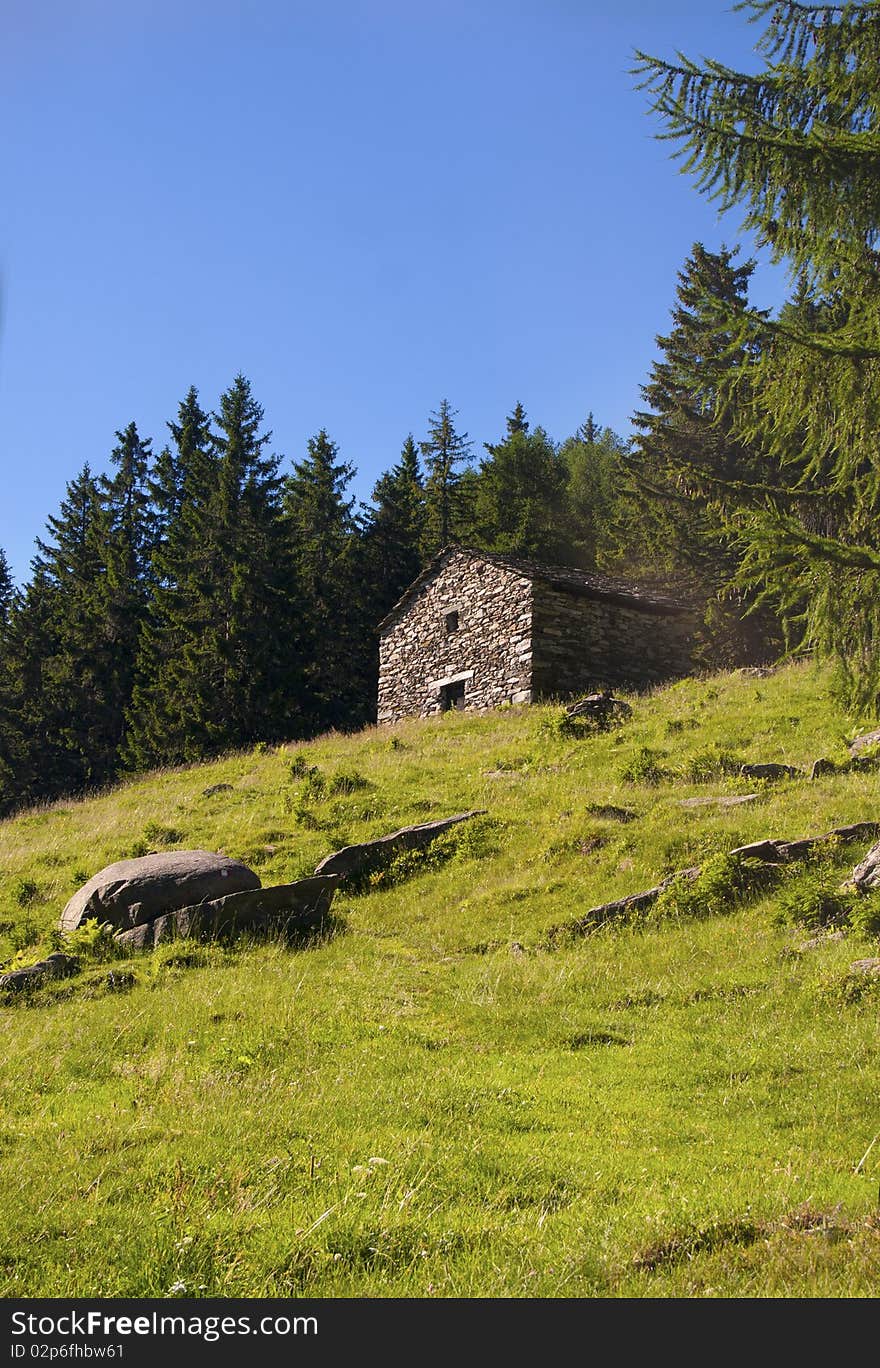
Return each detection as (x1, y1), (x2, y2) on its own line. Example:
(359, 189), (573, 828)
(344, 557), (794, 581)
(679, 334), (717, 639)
(635, 0), (880, 706)
(420, 400), (474, 553)
(557, 422), (630, 571)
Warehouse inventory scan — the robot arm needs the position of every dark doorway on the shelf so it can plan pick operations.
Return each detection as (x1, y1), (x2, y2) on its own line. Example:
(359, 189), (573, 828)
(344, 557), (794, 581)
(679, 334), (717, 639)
(439, 679), (466, 712)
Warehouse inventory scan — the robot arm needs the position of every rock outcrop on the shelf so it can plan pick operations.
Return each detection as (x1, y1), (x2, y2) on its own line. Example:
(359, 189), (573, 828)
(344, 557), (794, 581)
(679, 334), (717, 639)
(851, 840), (880, 891)
(314, 811), (486, 881)
(739, 762), (802, 781)
(0, 953), (80, 994)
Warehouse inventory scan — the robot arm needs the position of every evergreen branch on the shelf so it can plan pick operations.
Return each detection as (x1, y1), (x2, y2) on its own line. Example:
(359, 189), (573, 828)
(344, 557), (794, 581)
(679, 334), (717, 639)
(743, 511), (880, 569)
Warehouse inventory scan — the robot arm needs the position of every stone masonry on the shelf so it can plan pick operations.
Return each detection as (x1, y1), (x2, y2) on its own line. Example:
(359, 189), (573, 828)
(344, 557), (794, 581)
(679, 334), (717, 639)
(377, 549), (533, 722)
(376, 547), (693, 724)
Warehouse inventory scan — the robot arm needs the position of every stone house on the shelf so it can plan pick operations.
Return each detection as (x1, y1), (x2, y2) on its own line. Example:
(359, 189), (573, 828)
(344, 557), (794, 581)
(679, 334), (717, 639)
(376, 546), (694, 724)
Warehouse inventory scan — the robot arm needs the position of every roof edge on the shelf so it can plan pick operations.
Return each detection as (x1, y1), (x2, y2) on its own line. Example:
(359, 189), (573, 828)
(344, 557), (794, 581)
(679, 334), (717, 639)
(376, 545), (691, 633)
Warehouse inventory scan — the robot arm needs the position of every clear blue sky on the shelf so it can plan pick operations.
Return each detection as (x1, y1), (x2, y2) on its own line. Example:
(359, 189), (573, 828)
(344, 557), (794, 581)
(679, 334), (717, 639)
(1, 0), (788, 584)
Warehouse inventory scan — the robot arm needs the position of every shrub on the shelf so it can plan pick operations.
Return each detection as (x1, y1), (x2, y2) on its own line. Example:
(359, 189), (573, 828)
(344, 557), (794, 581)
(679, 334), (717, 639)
(142, 821), (182, 847)
(849, 895), (880, 940)
(653, 853), (776, 923)
(772, 875), (852, 930)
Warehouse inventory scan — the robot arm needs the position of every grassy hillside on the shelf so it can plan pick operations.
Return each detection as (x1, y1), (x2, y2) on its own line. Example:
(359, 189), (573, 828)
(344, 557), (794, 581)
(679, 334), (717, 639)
(1, 661), (879, 1298)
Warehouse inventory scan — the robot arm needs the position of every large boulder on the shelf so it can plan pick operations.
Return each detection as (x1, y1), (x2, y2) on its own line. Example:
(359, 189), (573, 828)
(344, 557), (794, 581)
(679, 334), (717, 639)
(114, 875), (339, 949)
(60, 850), (261, 933)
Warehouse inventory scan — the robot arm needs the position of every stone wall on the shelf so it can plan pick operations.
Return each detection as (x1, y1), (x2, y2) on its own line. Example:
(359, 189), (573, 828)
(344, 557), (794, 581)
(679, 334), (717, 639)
(530, 580), (693, 697)
(377, 550), (533, 723)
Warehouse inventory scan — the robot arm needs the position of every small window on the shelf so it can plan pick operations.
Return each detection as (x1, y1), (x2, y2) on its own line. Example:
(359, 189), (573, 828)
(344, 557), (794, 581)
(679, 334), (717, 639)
(444, 610), (460, 635)
(439, 679), (466, 712)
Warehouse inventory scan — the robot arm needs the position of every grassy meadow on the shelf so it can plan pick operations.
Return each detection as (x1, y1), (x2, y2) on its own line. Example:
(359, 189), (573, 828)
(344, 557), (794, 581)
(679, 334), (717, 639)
(1, 660), (879, 1298)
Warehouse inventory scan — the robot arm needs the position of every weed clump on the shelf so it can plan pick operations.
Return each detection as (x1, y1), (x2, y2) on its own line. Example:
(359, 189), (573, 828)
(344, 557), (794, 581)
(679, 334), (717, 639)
(679, 747), (744, 784)
(327, 770), (371, 796)
(11, 878), (40, 908)
(53, 917), (119, 962)
(142, 821), (183, 848)
(850, 896), (880, 939)
(618, 746), (670, 786)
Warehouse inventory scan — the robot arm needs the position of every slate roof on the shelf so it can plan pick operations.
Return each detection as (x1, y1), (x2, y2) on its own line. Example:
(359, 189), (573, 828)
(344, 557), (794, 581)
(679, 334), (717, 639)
(377, 546), (691, 632)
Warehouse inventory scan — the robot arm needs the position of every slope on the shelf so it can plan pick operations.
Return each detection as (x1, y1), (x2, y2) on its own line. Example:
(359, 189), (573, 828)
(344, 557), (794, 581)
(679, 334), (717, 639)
(0, 661), (878, 1297)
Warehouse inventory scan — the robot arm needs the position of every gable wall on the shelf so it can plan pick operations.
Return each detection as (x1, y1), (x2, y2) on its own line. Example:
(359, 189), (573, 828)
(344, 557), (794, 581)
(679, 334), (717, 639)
(530, 581), (693, 697)
(377, 551), (533, 723)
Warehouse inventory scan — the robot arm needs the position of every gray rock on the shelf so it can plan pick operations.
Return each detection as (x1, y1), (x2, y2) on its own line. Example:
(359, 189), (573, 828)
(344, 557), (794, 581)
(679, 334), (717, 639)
(0, 952), (80, 993)
(202, 783), (234, 797)
(60, 850), (262, 933)
(848, 728), (880, 758)
(851, 840), (880, 891)
(114, 875), (338, 948)
(739, 763), (802, 781)
(848, 957), (880, 976)
(314, 811), (487, 881)
(678, 793), (760, 809)
(796, 929), (847, 952)
(566, 693), (632, 722)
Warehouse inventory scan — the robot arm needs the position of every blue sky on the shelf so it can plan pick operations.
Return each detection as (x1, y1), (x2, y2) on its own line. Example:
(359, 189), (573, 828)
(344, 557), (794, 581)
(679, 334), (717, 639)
(1, 1), (788, 584)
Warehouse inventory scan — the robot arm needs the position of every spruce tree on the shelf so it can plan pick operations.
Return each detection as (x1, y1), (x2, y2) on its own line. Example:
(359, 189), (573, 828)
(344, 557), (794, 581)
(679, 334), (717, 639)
(419, 400), (474, 554)
(126, 377), (298, 765)
(557, 423), (629, 571)
(577, 412), (601, 445)
(474, 410), (569, 561)
(362, 435), (426, 618)
(0, 571), (64, 813)
(483, 402), (529, 454)
(19, 465), (116, 795)
(285, 429), (369, 729)
(628, 243), (782, 663)
(0, 549), (12, 624)
(635, 0), (880, 706)
(98, 422), (155, 758)
(124, 388), (217, 768)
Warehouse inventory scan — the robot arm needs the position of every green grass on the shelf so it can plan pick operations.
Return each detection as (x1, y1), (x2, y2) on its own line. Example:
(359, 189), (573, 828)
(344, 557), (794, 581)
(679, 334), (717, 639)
(1, 660), (879, 1297)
